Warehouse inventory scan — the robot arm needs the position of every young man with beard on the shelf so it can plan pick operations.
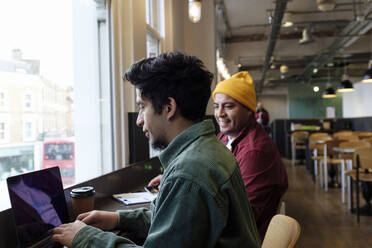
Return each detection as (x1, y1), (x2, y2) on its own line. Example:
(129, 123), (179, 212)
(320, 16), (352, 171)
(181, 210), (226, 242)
(212, 71), (288, 241)
(52, 53), (261, 248)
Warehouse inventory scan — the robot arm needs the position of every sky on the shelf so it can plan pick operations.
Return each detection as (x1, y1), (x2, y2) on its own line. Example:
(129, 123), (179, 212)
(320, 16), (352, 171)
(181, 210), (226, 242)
(0, 0), (74, 87)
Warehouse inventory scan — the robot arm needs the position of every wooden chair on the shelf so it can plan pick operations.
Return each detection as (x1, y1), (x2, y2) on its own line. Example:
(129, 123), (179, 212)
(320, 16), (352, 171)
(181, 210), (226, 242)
(363, 137), (372, 146)
(309, 135), (332, 188)
(337, 135), (359, 141)
(262, 214), (301, 248)
(310, 132), (330, 138)
(346, 147), (372, 223)
(353, 131), (372, 140)
(277, 195), (286, 215)
(321, 139), (345, 192)
(339, 141), (371, 207)
(333, 130), (354, 139)
(291, 131), (309, 166)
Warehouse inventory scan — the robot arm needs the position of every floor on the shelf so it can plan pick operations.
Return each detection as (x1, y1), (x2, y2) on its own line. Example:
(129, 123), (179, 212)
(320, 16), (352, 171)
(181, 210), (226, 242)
(283, 158), (372, 248)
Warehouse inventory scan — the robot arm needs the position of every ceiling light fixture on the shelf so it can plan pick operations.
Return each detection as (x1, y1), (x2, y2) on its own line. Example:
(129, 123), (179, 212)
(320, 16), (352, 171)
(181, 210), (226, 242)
(323, 69), (336, 98)
(299, 27), (314, 45)
(188, 0), (202, 23)
(317, 0), (336, 12)
(337, 62), (354, 92)
(313, 86), (320, 92)
(280, 64), (289, 74)
(282, 13), (293, 27)
(362, 60), (372, 83)
(322, 84), (337, 98)
(337, 78), (354, 92)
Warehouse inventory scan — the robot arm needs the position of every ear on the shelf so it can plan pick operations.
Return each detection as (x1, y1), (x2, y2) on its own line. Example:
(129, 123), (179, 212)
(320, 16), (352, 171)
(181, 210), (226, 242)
(164, 97), (177, 120)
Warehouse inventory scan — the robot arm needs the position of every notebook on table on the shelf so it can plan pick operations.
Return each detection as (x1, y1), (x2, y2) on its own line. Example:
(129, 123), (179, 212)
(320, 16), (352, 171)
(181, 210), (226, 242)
(7, 167), (69, 248)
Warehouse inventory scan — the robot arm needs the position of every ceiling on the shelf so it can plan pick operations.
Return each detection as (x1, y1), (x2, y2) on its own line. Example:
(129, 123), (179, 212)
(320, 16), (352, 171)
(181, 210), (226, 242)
(216, 0), (372, 93)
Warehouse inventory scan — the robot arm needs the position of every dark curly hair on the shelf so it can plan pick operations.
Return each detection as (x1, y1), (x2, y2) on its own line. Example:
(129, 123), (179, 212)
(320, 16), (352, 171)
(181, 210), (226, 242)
(123, 52), (214, 121)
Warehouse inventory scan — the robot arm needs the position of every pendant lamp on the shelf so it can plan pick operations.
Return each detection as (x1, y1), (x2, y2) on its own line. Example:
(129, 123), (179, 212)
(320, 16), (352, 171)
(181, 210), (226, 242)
(362, 60), (372, 83)
(188, 0), (201, 23)
(317, 0), (336, 11)
(282, 12), (293, 27)
(323, 71), (336, 98)
(337, 62), (354, 92)
(322, 84), (336, 98)
(337, 78), (354, 92)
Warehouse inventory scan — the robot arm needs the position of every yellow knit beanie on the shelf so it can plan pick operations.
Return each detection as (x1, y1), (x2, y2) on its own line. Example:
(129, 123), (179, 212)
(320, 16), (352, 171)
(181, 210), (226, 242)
(212, 71), (256, 112)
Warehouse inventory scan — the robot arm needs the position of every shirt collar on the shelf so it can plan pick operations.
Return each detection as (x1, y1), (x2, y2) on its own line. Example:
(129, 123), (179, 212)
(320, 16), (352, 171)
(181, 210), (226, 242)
(159, 119), (216, 170)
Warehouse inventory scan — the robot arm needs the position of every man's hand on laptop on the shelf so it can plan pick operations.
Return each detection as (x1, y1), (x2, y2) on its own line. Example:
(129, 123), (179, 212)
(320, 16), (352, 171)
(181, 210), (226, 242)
(52, 220), (86, 247)
(77, 210), (119, 230)
(148, 174), (162, 187)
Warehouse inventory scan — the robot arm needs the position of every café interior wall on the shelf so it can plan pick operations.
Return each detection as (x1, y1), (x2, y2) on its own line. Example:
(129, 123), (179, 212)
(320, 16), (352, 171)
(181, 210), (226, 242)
(288, 83), (343, 118)
(183, 0), (216, 115)
(342, 82), (372, 118)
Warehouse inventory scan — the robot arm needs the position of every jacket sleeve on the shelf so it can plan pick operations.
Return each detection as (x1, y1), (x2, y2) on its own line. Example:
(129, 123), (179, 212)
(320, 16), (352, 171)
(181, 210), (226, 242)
(72, 178), (225, 248)
(72, 208), (152, 248)
(142, 176), (226, 247)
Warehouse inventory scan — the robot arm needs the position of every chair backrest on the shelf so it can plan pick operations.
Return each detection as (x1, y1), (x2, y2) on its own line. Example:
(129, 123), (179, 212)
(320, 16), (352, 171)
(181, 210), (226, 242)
(309, 136), (332, 155)
(310, 132), (330, 139)
(354, 147), (372, 170)
(337, 135), (359, 141)
(353, 131), (372, 140)
(363, 137), (372, 147)
(339, 141), (370, 160)
(339, 141), (371, 149)
(262, 214), (301, 248)
(291, 131), (309, 143)
(333, 130), (354, 139)
(325, 139), (343, 156)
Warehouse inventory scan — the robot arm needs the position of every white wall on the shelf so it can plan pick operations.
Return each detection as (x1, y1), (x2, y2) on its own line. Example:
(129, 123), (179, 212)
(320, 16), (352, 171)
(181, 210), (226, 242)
(258, 84), (289, 122)
(342, 82), (372, 117)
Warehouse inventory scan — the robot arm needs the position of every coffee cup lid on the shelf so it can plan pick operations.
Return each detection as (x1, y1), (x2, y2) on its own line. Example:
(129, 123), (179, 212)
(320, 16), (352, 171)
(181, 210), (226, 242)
(70, 186), (96, 198)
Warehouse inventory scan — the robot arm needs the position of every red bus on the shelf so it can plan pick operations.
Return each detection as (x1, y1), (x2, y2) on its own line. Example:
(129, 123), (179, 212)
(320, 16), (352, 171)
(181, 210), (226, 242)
(42, 139), (75, 185)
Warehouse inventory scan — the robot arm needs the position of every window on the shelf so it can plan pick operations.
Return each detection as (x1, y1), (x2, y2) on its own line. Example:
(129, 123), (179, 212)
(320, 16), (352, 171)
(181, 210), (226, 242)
(0, 116), (9, 144)
(147, 31), (161, 58)
(0, 92), (4, 109)
(24, 94), (33, 110)
(0, 0), (114, 210)
(0, 91), (8, 111)
(0, 123), (5, 140)
(24, 122), (33, 139)
(146, 0), (164, 58)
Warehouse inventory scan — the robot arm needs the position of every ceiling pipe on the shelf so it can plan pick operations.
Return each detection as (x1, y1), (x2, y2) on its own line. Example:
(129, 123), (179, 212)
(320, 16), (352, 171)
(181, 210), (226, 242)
(215, 0), (232, 37)
(298, 2), (372, 82)
(257, 0), (288, 93)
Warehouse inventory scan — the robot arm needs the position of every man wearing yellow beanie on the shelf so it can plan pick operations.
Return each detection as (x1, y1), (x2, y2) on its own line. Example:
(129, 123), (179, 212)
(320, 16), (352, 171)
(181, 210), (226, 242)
(213, 71), (288, 241)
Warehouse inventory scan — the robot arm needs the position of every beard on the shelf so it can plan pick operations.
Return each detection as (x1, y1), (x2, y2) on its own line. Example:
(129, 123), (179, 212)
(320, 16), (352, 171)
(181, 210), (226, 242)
(150, 136), (168, 151)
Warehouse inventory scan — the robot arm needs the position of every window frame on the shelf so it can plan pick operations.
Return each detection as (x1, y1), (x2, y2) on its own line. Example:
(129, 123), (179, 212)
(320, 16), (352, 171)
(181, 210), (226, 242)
(22, 92), (34, 112)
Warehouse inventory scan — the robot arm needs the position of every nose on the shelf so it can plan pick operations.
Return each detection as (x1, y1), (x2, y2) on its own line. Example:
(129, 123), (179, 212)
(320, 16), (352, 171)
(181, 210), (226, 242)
(216, 106), (226, 118)
(136, 113), (144, 127)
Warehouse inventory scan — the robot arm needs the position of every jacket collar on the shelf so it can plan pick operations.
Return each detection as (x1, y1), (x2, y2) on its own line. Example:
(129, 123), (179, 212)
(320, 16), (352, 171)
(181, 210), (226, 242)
(220, 117), (257, 149)
(159, 119), (216, 170)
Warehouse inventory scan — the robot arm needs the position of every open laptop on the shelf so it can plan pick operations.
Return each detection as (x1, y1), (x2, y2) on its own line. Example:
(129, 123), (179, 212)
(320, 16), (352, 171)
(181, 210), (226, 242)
(7, 167), (69, 248)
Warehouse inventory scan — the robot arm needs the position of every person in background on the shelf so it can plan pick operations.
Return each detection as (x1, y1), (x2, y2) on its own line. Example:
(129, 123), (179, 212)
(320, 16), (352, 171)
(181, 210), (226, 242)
(255, 102), (269, 126)
(213, 71), (288, 241)
(52, 53), (261, 248)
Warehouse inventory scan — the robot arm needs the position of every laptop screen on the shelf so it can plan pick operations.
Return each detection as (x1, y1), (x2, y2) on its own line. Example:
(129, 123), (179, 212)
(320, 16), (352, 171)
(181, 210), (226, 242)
(7, 167), (69, 248)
